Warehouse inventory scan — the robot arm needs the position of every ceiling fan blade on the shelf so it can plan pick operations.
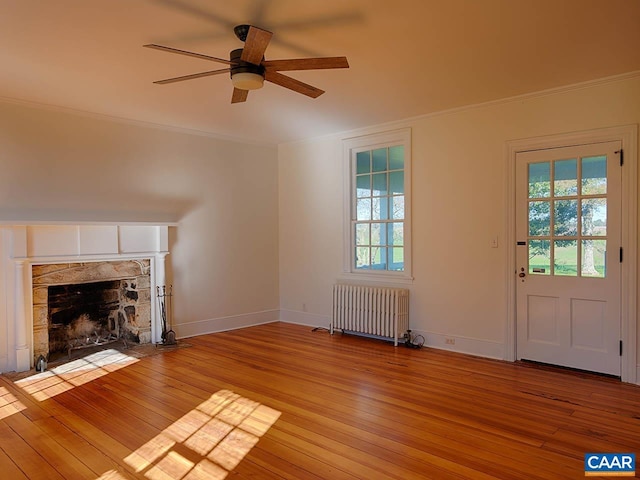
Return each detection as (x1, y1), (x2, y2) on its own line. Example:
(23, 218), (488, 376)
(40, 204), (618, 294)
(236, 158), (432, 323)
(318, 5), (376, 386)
(231, 88), (249, 103)
(263, 57), (349, 72)
(153, 68), (230, 85)
(240, 26), (273, 64)
(144, 44), (232, 65)
(265, 71), (324, 98)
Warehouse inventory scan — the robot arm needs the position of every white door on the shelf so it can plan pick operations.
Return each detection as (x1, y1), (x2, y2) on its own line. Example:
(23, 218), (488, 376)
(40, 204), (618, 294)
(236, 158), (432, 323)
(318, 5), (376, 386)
(516, 141), (622, 376)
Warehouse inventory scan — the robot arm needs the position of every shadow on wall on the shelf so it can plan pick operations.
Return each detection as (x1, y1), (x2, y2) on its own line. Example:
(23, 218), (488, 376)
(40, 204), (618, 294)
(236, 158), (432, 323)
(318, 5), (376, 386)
(0, 194), (198, 224)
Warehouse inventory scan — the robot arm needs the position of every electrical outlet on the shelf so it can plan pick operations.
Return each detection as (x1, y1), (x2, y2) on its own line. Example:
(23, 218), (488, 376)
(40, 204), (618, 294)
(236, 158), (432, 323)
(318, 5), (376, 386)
(445, 338), (455, 345)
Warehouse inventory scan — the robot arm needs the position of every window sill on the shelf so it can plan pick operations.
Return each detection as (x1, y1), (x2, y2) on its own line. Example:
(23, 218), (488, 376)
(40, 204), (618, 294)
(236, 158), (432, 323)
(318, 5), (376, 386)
(339, 272), (414, 285)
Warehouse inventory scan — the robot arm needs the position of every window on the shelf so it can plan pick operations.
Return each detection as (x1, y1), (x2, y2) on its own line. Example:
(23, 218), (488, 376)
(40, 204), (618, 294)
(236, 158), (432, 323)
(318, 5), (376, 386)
(527, 155), (609, 277)
(343, 129), (412, 281)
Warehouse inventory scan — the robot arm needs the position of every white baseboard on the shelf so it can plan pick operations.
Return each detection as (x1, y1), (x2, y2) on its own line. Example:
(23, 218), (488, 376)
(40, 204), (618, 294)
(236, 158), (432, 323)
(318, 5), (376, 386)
(279, 309), (331, 328)
(408, 329), (505, 360)
(279, 310), (505, 360)
(173, 309), (280, 339)
(173, 309), (505, 362)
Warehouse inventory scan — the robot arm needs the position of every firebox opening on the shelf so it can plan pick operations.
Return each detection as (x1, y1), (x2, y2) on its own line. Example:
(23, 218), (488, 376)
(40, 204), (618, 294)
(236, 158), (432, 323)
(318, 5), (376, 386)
(47, 280), (141, 361)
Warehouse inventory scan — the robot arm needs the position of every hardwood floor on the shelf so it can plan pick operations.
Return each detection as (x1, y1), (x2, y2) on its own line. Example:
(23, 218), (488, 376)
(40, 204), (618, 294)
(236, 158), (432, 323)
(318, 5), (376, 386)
(1, 322), (639, 479)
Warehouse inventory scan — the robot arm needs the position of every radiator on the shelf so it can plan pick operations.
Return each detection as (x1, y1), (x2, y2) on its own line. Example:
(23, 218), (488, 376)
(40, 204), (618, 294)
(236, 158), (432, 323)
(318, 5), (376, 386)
(330, 284), (409, 346)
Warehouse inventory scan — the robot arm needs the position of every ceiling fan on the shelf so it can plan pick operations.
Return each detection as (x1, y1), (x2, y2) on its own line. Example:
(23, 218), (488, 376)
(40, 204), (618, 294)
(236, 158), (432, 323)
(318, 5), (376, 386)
(144, 24), (349, 103)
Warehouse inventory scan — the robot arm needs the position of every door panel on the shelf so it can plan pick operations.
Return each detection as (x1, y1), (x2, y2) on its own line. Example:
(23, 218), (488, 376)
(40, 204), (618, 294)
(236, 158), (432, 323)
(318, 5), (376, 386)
(516, 141), (621, 375)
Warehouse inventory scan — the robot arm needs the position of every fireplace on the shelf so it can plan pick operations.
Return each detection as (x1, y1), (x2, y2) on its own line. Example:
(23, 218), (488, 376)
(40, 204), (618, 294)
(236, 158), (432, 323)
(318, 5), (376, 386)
(0, 224), (169, 373)
(32, 260), (152, 362)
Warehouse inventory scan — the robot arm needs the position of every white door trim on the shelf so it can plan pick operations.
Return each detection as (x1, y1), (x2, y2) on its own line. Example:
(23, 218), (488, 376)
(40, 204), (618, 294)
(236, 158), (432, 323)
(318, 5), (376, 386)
(505, 125), (638, 384)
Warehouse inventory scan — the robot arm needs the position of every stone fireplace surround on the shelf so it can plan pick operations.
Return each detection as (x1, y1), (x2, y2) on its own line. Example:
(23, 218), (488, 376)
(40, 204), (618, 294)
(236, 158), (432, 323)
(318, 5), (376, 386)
(0, 225), (169, 373)
(32, 259), (152, 362)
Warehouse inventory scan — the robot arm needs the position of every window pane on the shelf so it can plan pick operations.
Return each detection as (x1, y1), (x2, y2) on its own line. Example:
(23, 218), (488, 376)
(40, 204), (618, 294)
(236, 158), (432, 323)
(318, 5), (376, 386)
(582, 198), (606, 236)
(389, 247), (404, 271)
(554, 200), (578, 236)
(355, 223), (369, 246)
(387, 222), (403, 246)
(356, 151), (370, 174)
(371, 223), (385, 245)
(355, 247), (370, 269)
(372, 197), (389, 220)
(529, 201), (550, 236)
(372, 173), (387, 196)
(389, 146), (404, 170)
(356, 175), (370, 198)
(389, 171), (404, 194)
(529, 162), (550, 198)
(356, 198), (371, 221)
(554, 159), (577, 196)
(529, 239), (550, 275)
(582, 155), (607, 195)
(554, 240), (577, 276)
(371, 247), (387, 269)
(372, 148), (387, 172)
(582, 239), (606, 278)
(391, 196), (404, 220)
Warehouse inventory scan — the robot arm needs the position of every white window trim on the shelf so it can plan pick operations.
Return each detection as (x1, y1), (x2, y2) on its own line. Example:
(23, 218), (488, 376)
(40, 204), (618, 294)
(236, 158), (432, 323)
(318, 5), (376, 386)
(341, 128), (413, 284)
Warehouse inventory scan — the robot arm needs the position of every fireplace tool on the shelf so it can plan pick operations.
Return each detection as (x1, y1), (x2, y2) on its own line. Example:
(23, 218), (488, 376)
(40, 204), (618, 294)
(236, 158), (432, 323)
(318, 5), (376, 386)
(157, 285), (176, 345)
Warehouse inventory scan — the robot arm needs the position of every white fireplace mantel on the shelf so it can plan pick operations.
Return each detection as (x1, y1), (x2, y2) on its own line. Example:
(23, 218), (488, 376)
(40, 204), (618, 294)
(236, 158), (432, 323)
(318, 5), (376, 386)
(0, 224), (170, 373)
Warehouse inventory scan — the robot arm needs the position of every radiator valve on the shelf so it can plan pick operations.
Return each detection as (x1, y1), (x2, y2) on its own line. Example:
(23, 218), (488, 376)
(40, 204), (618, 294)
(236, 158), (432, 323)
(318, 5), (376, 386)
(404, 329), (412, 343)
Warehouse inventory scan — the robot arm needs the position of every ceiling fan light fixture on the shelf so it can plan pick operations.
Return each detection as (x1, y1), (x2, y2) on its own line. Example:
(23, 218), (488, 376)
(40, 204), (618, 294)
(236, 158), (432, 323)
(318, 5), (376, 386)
(231, 72), (265, 90)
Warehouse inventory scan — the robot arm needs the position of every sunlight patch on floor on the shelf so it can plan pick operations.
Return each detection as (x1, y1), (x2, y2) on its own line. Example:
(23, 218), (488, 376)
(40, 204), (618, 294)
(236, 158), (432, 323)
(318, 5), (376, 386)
(0, 386), (26, 420)
(124, 389), (281, 479)
(14, 349), (139, 401)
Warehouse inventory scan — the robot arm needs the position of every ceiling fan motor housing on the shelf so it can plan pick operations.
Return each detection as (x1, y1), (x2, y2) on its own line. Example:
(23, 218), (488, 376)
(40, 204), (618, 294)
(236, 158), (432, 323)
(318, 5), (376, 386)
(230, 48), (265, 90)
(230, 49), (264, 75)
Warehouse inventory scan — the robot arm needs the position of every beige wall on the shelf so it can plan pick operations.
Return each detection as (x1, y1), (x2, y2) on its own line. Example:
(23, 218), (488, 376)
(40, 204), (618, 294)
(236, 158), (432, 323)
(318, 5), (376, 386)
(278, 75), (640, 371)
(0, 101), (280, 343)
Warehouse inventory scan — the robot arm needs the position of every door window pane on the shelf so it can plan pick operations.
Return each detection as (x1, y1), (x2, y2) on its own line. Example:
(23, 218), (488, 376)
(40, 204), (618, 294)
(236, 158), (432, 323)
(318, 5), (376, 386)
(529, 201), (550, 236)
(554, 240), (577, 276)
(582, 156), (607, 195)
(582, 240), (606, 278)
(554, 200), (578, 236)
(529, 240), (550, 275)
(529, 162), (551, 198)
(582, 199), (606, 236)
(554, 159), (577, 196)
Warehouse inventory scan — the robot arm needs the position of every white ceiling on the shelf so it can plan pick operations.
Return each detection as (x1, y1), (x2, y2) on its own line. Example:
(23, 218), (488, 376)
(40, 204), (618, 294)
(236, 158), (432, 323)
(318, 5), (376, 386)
(2, 0), (639, 145)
